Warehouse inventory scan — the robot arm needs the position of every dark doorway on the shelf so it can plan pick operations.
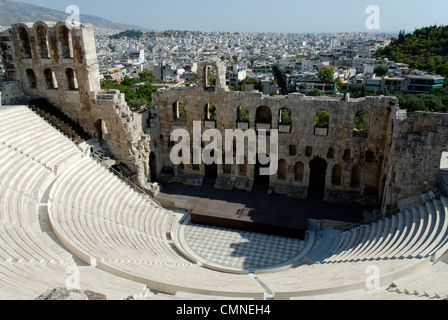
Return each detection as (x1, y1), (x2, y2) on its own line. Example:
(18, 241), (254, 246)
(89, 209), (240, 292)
(204, 163), (218, 185)
(149, 152), (158, 182)
(254, 155), (270, 191)
(94, 120), (103, 142)
(309, 157), (328, 198)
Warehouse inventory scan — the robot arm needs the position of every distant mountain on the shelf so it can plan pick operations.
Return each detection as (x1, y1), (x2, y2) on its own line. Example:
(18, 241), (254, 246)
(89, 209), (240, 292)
(0, 0), (150, 31)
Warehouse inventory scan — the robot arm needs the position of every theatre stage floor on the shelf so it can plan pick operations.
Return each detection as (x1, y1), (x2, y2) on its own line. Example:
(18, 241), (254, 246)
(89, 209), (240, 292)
(157, 182), (368, 240)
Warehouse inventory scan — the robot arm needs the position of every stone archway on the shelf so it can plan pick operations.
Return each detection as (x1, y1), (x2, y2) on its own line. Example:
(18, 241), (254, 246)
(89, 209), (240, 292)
(309, 157), (328, 198)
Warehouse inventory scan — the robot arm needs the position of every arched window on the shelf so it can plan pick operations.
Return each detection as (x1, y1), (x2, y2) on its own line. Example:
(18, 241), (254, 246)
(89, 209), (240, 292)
(66, 68), (78, 90)
(295, 161), (304, 182)
(204, 103), (217, 121)
(18, 26), (32, 58)
(354, 110), (370, 138)
(58, 25), (73, 58)
(315, 109), (330, 128)
(205, 65), (216, 89)
(36, 25), (50, 59)
(315, 109), (330, 136)
(327, 148), (335, 159)
(278, 159), (287, 181)
(44, 68), (58, 89)
(26, 69), (37, 89)
(256, 106), (272, 124)
(305, 146), (313, 157)
(237, 105), (250, 122)
(172, 101), (186, 121)
(350, 165), (362, 188)
(365, 151), (375, 163)
(279, 107), (292, 125)
(332, 164), (342, 186)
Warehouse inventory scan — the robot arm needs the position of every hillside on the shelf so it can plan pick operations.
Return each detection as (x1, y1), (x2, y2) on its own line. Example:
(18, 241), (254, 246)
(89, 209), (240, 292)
(0, 0), (148, 31)
(378, 25), (448, 80)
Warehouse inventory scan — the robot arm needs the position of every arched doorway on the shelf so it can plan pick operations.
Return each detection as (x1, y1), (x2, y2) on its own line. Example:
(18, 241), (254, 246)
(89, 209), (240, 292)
(203, 150), (218, 185)
(254, 154), (270, 191)
(204, 163), (218, 184)
(309, 157), (328, 198)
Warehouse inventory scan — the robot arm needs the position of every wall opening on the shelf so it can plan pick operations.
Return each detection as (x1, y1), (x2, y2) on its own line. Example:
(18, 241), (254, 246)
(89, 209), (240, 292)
(278, 159), (287, 181)
(204, 150), (218, 184)
(315, 109), (330, 136)
(351, 165), (362, 188)
(149, 152), (158, 182)
(254, 154), (270, 190)
(36, 25), (50, 59)
(66, 68), (78, 90)
(204, 65), (216, 90)
(237, 105), (250, 122)
(18, 26), (32, 59)
(173, 101), (186, 120)
(256, 106), (272, 125)
(305, 146), (313, 157)
(26, 69), (37, 89)
(279, 107), (292, 125)
(295, 161), (304, 182)
(354, 110), (370, 138)
(44, 68), (58, 89)
(332, 164), (342, 186)
(94, 119), (104, 141)
(58, 25), (73, 59)
(289, 145), (297, 156)
(309, 157), (328, 198)
(204, 103), (217, 121)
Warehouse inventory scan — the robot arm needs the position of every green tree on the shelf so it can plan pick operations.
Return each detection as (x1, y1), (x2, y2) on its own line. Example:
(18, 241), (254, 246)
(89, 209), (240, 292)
(139, 70), (156, 83)
(374, 65), (388, 77)
(307, 88), (325, 96)
(317, 68), (335, 83)
(315, 109), (330, 128)
(238, 105), (250, 122)
(280, 107), (292, 125)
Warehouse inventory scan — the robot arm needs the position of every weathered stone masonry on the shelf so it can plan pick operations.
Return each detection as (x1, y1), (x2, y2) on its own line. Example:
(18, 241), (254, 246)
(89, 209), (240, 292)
(152, 58), (448, 212)
(1, 22), (447, 214)
(0, 22), (154, 189)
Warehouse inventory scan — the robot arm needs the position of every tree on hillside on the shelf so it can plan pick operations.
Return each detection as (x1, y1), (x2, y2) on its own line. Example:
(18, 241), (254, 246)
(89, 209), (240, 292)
(374, 65), (388, 77)
(317, 68), (335, 83)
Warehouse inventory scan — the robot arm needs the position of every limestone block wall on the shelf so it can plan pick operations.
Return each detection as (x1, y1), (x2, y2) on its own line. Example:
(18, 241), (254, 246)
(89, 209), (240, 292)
(382, 111), (448, 211)
(0, 81), (26, 105)
(0, 21), (152, 188)
(152, 65), (398, 206)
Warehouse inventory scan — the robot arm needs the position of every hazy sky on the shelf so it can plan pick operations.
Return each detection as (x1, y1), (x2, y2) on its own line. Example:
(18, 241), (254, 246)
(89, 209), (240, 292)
(15, 0), (448, 33)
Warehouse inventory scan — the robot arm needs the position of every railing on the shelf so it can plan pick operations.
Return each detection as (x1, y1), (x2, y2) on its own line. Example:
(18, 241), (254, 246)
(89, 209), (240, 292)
(90, 152), (164, 209)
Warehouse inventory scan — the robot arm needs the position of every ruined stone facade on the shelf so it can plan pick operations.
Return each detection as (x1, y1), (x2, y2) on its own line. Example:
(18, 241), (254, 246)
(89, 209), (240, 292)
(152, 58), (448, 212)
(1, 21), (447, 213)
(0, 21), (153, 189)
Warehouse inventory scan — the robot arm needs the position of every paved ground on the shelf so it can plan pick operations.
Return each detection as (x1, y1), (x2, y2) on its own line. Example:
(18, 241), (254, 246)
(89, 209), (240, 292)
(161, 182), (370, 272)
(180, 223), (311, 272)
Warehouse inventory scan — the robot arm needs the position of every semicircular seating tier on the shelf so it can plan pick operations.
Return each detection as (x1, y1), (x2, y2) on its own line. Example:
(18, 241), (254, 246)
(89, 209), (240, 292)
(1, 105), (448, 300)
(0, 105), (158, 300)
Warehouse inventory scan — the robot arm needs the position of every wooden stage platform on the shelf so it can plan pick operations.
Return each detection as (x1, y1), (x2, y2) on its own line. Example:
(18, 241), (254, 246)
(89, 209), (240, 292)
(157, 183), (367, 240)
